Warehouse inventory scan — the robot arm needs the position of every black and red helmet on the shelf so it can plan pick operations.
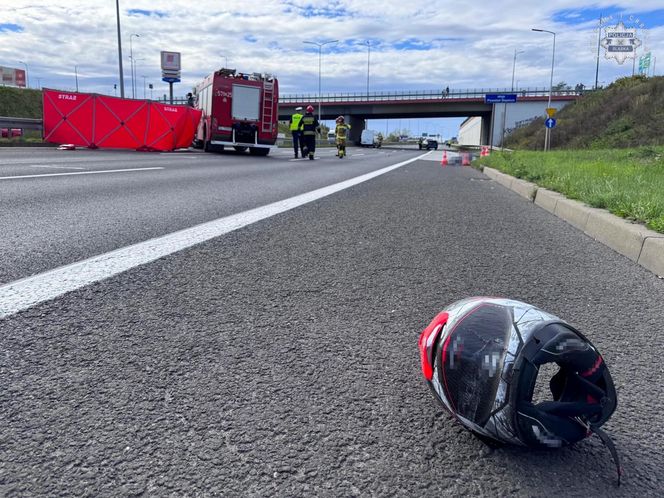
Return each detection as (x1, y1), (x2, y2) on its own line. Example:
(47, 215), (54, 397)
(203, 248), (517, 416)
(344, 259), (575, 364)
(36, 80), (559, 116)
(419, 298), (620, 480)
(306, 105), (315, 113)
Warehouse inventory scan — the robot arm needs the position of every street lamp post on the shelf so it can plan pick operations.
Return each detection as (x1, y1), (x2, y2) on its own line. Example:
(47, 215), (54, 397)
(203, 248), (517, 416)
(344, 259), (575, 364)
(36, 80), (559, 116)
(501, 49), (524, 147)
(365, 40), (371, 130)
(115, 0), (125, 98)
(130, 33), (140, 99)
(142, 75), (146, 99)
(303, 39), (338, 125)
(18, 60), (29, 88)
(74, 65), (79, 92)
(532, 28), (556, 152)
(133, 59), (144, 98)
(365, 40), (371, 95)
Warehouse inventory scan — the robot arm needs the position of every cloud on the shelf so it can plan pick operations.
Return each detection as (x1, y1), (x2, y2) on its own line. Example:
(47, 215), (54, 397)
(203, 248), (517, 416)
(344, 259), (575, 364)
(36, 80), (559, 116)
(0, 0), (661, 102)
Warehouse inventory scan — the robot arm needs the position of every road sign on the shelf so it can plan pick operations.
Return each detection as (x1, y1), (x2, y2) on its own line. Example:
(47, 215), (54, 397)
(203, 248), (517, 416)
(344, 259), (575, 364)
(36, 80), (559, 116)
(545, 118), (556, 128)
(162, 77), (181, 83)
(545, 107), (557, 117)
(639, 52), (651, 74)
(485, 94), (517, 104)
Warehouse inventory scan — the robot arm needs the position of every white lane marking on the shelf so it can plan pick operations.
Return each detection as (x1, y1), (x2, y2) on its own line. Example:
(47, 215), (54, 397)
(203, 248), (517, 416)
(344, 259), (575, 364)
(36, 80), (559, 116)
(30, 164), (86, 170)
(0, 167), (164, 181)
(0, 152), (430, 318)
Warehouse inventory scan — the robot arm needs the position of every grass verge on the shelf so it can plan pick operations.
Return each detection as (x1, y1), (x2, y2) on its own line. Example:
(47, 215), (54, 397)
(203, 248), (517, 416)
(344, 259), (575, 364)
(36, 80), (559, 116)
(475, 147), (664, 234)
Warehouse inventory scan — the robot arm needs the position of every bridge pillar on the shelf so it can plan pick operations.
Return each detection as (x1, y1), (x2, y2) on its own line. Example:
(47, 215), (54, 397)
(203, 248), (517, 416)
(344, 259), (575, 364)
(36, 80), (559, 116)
(480, 115), (491, 146)
(347, 115), (364, 145)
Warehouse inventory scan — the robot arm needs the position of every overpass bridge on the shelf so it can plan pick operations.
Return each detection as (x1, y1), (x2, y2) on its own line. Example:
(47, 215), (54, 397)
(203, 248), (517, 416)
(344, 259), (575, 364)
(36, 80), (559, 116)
(278, 88), (582, 146)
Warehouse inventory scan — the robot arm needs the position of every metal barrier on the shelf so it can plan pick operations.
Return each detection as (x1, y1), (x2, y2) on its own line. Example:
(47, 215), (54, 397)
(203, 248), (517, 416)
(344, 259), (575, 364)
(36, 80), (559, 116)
(0, 116), (42, 131)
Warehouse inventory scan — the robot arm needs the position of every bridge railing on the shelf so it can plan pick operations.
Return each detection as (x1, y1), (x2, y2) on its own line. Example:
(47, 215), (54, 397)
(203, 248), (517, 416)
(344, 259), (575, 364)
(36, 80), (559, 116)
(279, 87), (584, 103)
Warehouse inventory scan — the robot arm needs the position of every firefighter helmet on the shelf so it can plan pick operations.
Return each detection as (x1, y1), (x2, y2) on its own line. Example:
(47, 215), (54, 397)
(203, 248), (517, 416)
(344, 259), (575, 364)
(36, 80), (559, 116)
(306, 105), (315, 113)
(336, 115), (345, 123)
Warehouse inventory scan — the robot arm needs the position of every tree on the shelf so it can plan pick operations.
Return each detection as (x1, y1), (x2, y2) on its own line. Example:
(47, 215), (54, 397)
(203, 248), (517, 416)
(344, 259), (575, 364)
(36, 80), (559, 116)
(552, 81), (571, 92)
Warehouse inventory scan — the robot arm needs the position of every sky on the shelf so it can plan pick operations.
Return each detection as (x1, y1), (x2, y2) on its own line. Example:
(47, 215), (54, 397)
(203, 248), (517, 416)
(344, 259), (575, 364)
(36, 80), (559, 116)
(1, 1), (663, 137)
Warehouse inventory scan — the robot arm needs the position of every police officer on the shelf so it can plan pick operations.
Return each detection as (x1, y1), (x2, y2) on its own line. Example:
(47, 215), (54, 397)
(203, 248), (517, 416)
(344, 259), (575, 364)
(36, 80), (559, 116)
(288, 106), (304, 158)
(297, 105), (320, 160)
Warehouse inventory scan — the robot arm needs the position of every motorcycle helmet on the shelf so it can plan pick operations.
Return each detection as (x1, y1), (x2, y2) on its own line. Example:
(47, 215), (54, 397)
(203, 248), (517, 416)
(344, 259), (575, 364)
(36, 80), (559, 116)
(418, 297), (621, 482)
(306, 105), (315, 113)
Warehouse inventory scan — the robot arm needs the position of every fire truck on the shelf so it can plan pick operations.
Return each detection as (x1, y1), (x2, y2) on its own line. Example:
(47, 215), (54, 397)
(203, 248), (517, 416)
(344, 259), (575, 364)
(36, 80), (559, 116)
(193, 68), (278, 156)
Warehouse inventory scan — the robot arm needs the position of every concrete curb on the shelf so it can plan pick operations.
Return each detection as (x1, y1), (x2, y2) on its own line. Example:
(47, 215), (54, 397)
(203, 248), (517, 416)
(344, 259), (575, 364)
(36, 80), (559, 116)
(482, 166), (664, 278)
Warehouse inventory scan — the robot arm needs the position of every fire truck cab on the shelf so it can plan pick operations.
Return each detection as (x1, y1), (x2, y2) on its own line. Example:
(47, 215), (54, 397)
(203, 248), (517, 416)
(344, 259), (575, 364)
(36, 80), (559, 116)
(193, 68), (278, 156)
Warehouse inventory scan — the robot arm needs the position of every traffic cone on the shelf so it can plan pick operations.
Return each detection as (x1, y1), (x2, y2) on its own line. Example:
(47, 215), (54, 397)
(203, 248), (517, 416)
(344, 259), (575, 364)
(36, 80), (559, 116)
(480, 146), (489, 157)
(441, 151), (448, 166)
(462, 153), (471, 166)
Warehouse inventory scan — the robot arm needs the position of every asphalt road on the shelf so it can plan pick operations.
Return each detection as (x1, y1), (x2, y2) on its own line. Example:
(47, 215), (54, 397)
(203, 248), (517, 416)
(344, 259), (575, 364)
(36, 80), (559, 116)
(1, 147), (663, 496)
(0, 146), (420, 284)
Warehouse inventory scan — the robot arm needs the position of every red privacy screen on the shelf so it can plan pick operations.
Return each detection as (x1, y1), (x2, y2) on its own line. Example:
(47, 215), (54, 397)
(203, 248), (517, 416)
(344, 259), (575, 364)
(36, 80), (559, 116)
(42, 89), (201, 152)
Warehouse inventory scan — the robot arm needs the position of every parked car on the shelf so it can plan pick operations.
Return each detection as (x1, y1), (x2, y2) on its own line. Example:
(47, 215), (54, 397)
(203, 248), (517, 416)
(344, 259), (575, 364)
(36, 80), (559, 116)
(360, 129), (380, 147)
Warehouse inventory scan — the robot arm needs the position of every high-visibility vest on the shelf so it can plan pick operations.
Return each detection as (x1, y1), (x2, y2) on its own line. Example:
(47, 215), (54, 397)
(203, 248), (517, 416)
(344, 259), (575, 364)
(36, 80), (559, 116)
(289, 113), (303, 131)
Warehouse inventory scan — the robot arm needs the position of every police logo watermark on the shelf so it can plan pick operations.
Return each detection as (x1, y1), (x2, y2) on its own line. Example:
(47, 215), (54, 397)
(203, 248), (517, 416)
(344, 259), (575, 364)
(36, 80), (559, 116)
(601, 21), (642, 64)
(592, 15), (649, 66)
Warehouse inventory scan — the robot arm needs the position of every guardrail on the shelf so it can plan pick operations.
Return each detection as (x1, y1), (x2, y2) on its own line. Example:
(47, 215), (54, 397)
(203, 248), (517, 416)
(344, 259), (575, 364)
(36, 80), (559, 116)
(0, 116), (42, 130)
(279, 87), (585, 103)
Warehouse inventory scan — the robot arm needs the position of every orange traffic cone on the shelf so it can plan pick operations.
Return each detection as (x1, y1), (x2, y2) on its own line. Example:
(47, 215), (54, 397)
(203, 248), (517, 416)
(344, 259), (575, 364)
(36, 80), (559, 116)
(441, 151), (448, 166)
(462, 153), (471, 166)
(480, 146), (488, 157)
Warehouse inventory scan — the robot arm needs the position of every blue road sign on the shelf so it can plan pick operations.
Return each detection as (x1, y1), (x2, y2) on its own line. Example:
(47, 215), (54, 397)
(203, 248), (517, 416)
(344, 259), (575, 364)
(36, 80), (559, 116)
(485, 94), (518, 104)
(545, 118), (557, 128)
(162, 77), (181, 83)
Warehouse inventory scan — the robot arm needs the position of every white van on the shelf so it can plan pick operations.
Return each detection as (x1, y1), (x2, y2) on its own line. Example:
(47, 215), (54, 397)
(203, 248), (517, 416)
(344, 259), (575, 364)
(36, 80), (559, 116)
(327, 131), (336, 144)
(360, 129), (379, 147)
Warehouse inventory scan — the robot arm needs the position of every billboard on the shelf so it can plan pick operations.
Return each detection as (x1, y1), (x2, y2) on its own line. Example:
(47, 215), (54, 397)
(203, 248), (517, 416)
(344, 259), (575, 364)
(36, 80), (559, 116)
(1, 67), (26, 88)
(160, 51), (181, 71)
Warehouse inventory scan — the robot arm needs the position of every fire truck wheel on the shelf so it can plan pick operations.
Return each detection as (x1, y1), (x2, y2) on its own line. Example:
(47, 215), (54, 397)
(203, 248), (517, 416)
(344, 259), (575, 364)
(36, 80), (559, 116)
(249, 147), (270, 156)
(233, 146), (248, 153)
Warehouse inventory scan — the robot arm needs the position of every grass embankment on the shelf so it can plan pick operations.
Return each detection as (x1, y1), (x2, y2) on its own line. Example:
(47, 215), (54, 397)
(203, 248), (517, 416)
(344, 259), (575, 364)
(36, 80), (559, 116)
(0, 86), (43, 144)
(505, 76), (664, 150)
(476, 147), (664, 234)
(0, 86), (42, 118)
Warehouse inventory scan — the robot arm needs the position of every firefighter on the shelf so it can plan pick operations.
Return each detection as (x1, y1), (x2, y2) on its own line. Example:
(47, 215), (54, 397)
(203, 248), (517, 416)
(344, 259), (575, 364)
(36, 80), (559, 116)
(334, 115), (351, 158)
(288, 106), (304, 158)
(297, 105), (320, 160)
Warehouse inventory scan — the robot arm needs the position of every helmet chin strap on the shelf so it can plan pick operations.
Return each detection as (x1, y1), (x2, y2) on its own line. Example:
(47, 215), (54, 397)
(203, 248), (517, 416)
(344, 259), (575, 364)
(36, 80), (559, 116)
(591, 425), (622, 486)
